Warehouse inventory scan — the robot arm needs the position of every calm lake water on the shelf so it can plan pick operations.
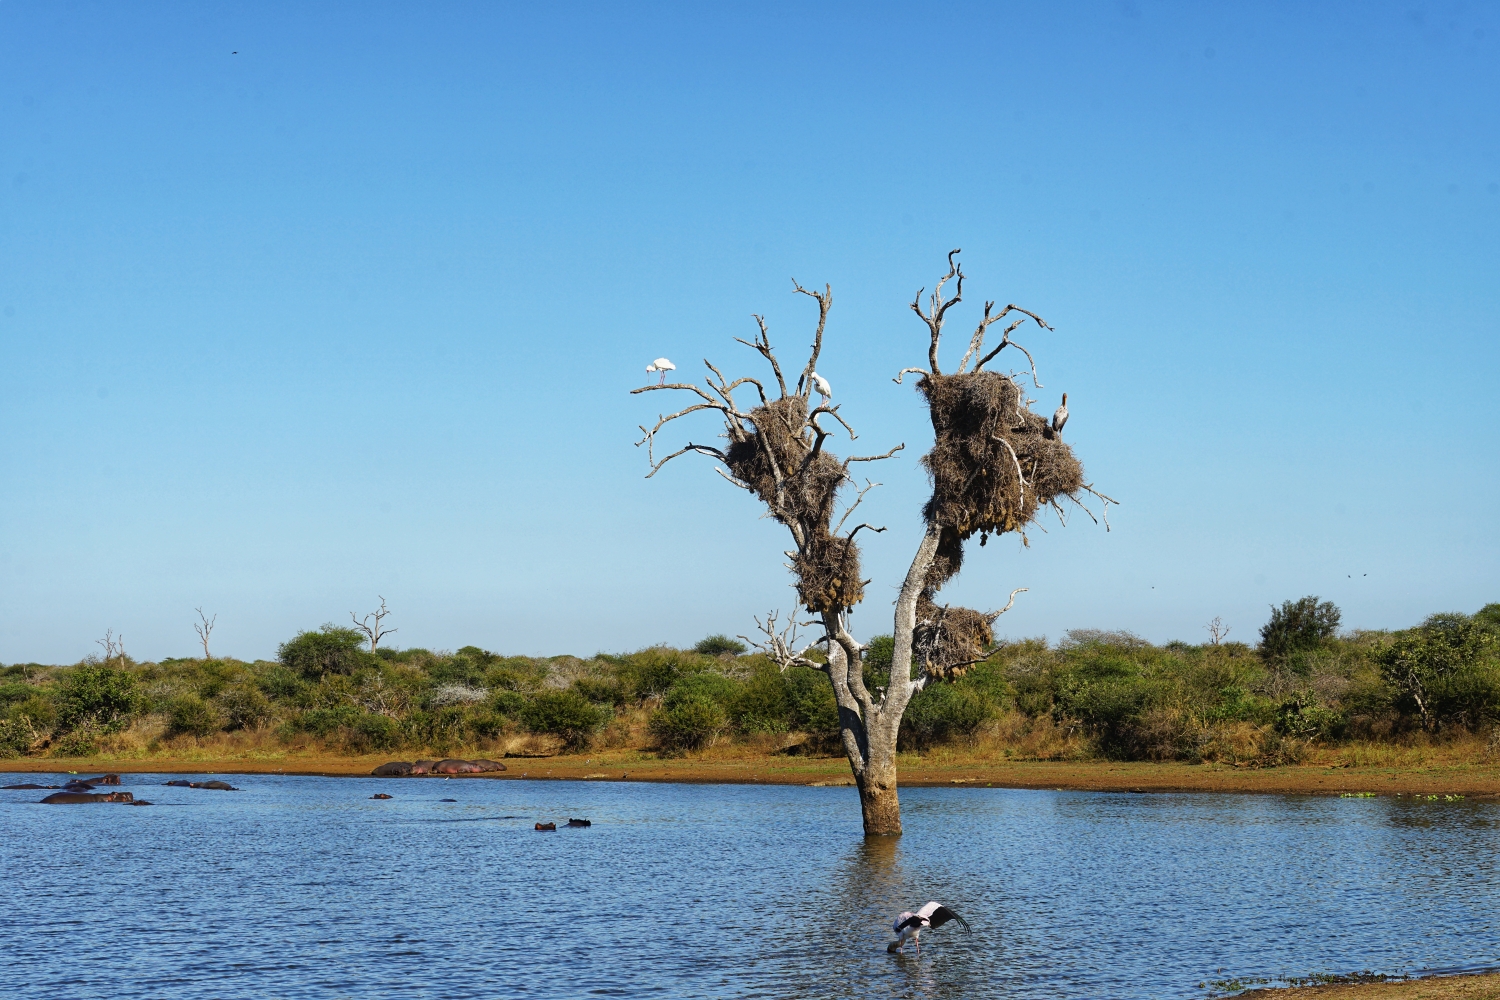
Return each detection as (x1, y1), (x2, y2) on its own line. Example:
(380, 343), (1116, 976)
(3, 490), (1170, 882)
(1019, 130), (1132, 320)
(1, 774), (1497, 999)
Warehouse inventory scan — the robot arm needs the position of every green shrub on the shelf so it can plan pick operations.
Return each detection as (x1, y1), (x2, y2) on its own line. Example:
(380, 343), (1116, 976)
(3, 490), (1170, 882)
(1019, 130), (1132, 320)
(56, 663), (139, 733)
(731, 670), (793, 733)
(278, 626), (369, 679)
(166, 694), (220, 737)
(0, 718), (35, 758)
(1377, 612), (1498, 730)
(218, 685), (273, 730)
(351, 712), (401, 751)
(487, 689), (529, 717)
(572, 677), (625, 706)
(901, 684), (994, 750)
(521, 690), (610, 749)
(1275, 692), (1346, 740)
(693, 634), (748, 657)
(50, 724), (100, 757)
(257, 665), (307, 701)
(0, 682), (35, 706)
(650, 696), (728, 751)
(616, 647), (700, 700)
(1260, 596), (1341, 660)
(298, 705), (363, 738)
(784, 666), (839, 733)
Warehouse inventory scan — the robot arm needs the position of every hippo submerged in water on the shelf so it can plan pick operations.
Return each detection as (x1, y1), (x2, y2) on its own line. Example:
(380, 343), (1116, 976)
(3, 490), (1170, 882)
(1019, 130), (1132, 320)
(41, 791), (138, 804)
(164, 779), (238, 790)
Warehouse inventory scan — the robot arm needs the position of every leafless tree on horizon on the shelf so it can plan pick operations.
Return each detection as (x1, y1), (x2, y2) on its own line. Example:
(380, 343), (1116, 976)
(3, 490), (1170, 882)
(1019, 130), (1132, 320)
(194, 608), (217, 660)
(351, 597), (397, 654)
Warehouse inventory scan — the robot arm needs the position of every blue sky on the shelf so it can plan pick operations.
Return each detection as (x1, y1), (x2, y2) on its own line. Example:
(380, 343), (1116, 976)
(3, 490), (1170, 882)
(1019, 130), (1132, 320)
(2, 2), (1496, 664)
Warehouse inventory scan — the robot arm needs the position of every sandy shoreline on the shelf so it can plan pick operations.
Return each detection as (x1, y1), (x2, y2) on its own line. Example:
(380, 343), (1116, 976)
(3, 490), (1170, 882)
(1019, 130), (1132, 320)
(1236, 972), (1500, 998)
(5, 753), (1500, 796)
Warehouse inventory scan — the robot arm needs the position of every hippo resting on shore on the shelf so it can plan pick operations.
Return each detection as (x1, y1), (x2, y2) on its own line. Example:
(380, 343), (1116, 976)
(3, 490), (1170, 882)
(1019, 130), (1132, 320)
(41, 791), (135, 804)
(373, 759), (506, 776)
(433, 759), (507, 775)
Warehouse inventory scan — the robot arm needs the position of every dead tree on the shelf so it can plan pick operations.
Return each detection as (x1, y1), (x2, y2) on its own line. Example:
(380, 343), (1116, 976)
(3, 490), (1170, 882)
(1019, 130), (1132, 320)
(194, 608), (217, 660)
(1205, 617), (1231, 646)
(351, 597), (397, 654)
(632, 252), (1114, 835)
(95, 629), (126, 665)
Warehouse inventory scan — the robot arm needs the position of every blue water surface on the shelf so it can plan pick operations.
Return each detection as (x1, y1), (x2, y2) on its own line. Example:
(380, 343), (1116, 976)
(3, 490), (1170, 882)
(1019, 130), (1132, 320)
(1, 774), (1497, 999)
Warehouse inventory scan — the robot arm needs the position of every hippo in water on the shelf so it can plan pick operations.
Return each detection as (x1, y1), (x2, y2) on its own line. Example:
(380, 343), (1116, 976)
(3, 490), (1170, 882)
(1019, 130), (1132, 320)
(165, 779), (237, 790)
(41, 791), (134, 804)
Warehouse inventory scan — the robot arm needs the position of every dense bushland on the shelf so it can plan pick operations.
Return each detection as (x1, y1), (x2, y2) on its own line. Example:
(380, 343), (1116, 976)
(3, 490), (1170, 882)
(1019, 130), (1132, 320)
(2, 600), (1497, 763)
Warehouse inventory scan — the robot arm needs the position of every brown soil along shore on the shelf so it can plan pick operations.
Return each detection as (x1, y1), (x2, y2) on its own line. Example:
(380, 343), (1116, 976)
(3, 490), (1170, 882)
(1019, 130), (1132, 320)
(1240, 973), (1500, 999)
(4, 752), (1500, 797)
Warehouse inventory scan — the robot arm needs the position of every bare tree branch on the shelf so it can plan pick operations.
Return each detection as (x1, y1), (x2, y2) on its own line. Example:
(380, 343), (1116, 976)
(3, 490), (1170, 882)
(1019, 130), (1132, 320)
(735, 315), (788, 398)
(193, 607), (216, 660)
(642, 443), (729, 479)
(740, 610), (825, 671)
(791, 279), (832, 396)
(846, 523), (887, 542)
(845, 443), (905, 465)
(833, 478), (880, 535)
(892, 367), (930, 384)
(350, 597), (397, 653)
(910, 249), (964, 374)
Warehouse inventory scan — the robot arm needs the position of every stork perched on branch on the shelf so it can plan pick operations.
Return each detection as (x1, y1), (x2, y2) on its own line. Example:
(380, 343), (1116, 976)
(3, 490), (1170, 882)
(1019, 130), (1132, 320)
(1051, 392), (1069, 435)
(645, 357), (676, 384)
(810, 371), (832, 405)
(887, 901), (970, 956)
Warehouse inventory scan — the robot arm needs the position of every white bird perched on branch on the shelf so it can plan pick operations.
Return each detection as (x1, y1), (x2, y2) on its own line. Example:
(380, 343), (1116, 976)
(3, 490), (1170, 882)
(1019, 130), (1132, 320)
(645, 357), (676, 385)
(1051, 392), (1069, 435)
(809, 371), (832, 404)
(887, 901), (970, 956)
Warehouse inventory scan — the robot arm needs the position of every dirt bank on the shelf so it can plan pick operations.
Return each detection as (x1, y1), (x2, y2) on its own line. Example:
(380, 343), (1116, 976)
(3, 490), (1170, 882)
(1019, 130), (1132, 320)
(1238, 972), (1500, 999)
(4, 751), (1500, 796)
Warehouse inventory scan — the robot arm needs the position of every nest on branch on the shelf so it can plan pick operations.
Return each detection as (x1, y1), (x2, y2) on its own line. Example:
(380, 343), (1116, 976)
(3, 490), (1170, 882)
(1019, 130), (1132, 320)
(724, 396), (864, 614)
(918, 371), (1082, 588)
(914, 593), (998, 681)
(792, 532), (865, 614)
(725, 397), (845, 530)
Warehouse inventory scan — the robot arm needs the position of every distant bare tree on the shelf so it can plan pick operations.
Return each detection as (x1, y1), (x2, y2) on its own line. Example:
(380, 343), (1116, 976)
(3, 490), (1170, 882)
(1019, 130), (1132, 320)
(95, 629), (127, 665)
(633, 252), (1114, 836)
(351, 597), (397, 654)
(194, 608), (217, 660)
(1204, 617), (1231, 646)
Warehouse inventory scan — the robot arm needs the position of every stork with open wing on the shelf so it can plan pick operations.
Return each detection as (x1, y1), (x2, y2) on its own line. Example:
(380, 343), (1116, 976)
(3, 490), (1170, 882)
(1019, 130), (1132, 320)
(887, 900), (970, 956)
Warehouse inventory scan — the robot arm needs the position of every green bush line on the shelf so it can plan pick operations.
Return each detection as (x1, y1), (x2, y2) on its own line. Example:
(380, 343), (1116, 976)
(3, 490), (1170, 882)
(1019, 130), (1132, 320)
(1, 600), (1497, 761)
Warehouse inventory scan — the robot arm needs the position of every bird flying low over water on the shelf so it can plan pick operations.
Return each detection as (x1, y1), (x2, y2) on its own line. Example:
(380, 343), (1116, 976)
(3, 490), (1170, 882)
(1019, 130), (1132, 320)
(645, 357), (676, 384)
(888, 901), (969, 956)
(810, 371), (832, 404)
(1052, 392), (1069, 434)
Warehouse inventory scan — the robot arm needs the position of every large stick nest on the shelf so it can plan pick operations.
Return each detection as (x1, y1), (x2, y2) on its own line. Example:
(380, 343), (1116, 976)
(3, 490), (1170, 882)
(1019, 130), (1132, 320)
(915, 593), (998, 681)
(724, 397), (863, 614)
(918, 371), (1082, 588)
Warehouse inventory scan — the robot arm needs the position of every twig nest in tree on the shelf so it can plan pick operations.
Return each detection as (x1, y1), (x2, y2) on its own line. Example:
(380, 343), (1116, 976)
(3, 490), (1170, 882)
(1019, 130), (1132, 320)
(726, 396), (865, 613)
(914, 594), (998, 680)
(918, 372), (1083, 587)
(793, 533), (864, 614)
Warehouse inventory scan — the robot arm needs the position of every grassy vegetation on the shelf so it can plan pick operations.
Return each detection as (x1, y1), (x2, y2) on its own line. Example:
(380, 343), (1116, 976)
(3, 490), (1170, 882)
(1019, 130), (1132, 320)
(2, 601), (1497, 765)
